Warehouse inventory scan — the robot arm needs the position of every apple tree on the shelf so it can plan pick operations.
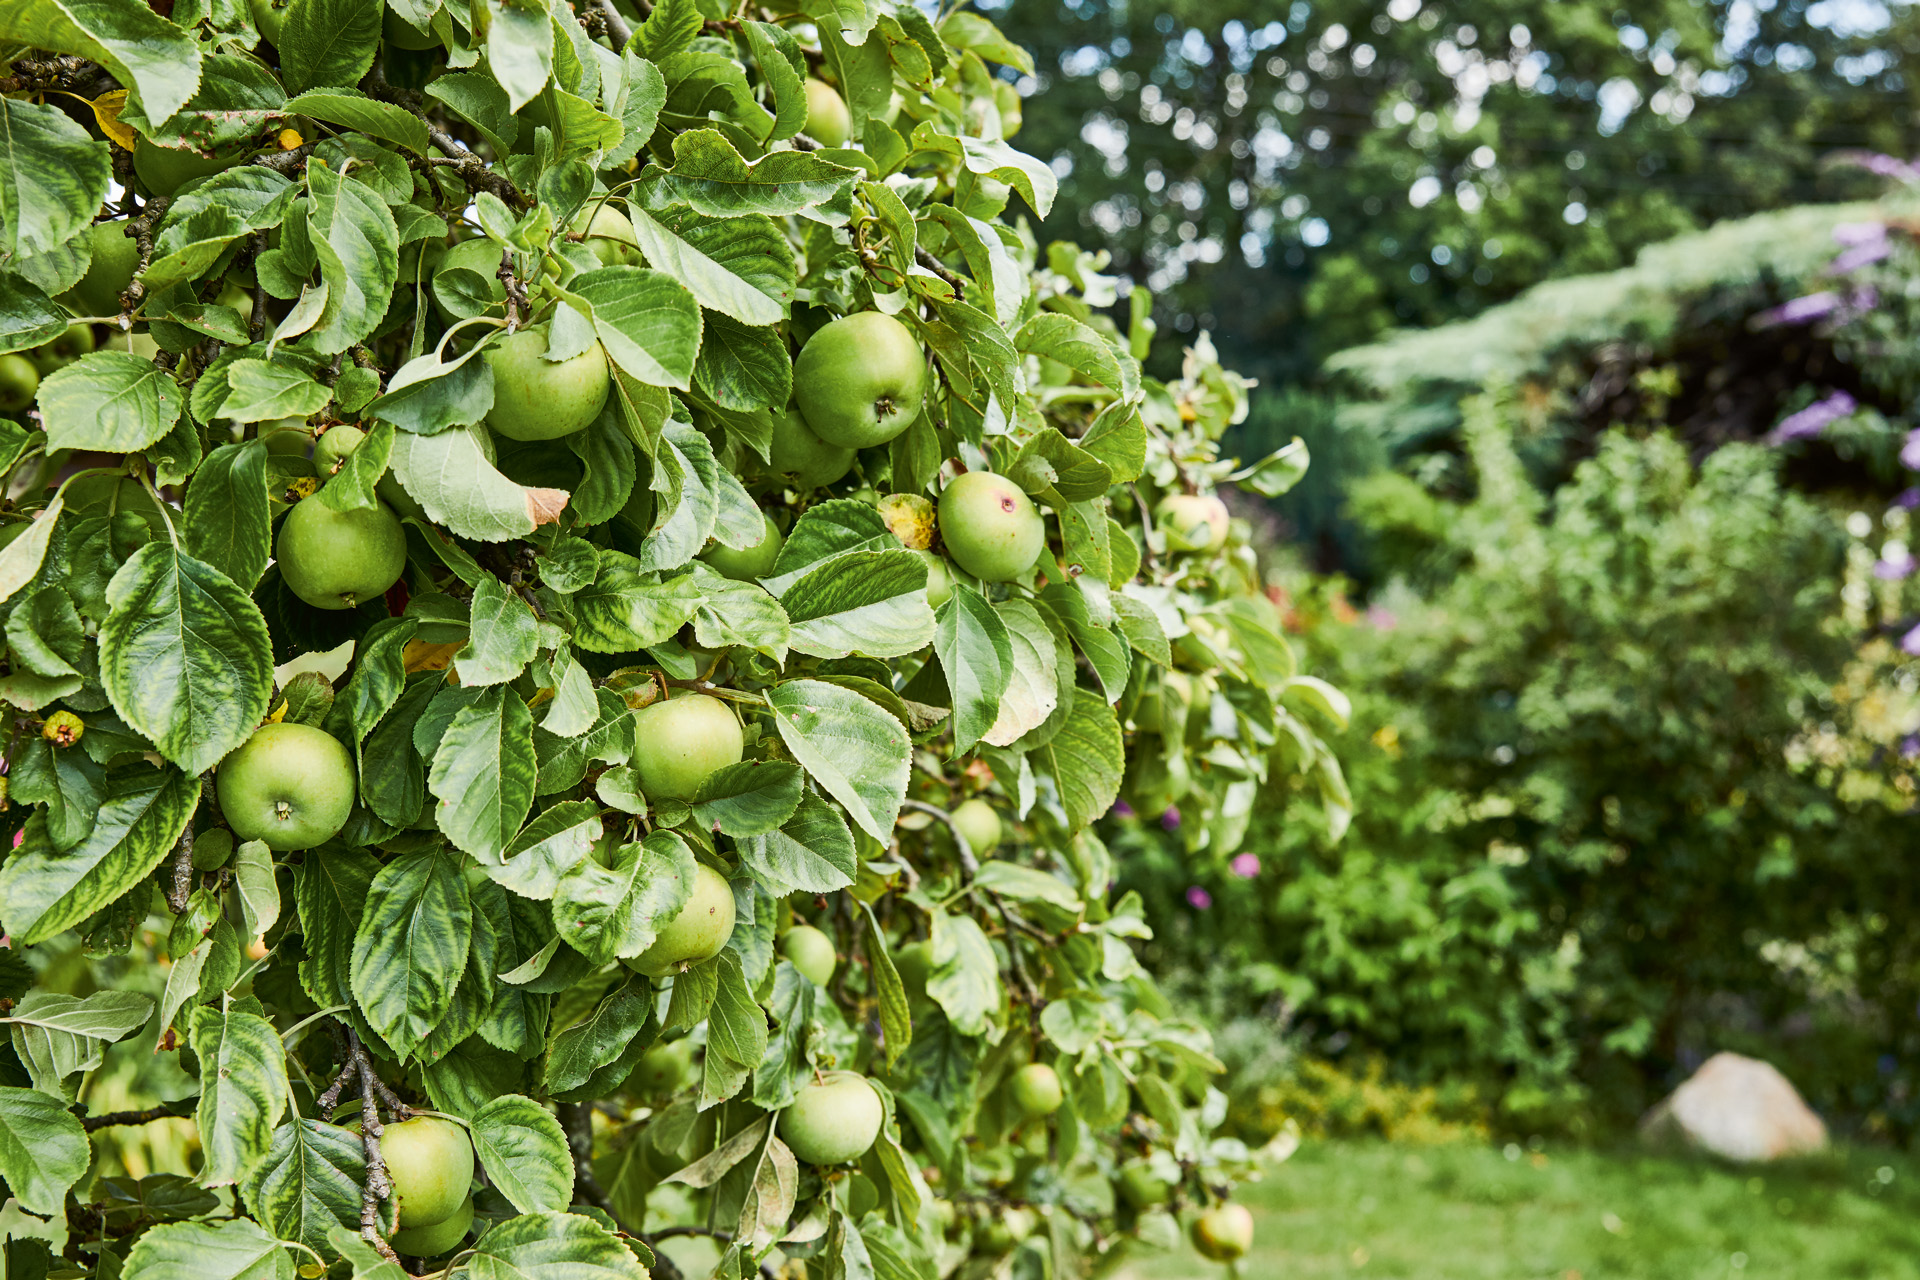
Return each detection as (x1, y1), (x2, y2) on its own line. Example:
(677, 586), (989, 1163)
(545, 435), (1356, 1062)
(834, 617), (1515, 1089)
(0, 2), (1339, 1276)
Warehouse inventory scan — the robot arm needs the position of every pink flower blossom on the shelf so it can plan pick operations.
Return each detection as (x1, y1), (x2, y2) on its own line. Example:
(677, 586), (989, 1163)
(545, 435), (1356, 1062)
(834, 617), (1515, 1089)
(1230, 853), (1261, 878)
(1186, 886), (1212, 910)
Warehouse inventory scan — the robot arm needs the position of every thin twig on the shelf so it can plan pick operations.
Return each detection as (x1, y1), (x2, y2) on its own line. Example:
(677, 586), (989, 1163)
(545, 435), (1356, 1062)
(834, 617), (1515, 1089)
(165, 781), (200, 914)
(117, 197), (170, 319)
(597, 0), (632, 48)
(901, 798), (978, 878)
(76, 1104), (191, 1132)
(915, 247), (965, 291)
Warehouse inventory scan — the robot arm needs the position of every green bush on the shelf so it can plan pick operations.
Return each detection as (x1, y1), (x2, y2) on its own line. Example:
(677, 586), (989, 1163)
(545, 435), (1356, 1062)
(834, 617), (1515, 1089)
(1117, 401), (1918, 1134)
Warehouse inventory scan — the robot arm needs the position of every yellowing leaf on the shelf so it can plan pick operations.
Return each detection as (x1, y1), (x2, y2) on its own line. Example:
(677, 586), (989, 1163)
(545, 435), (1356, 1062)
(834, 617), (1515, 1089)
(91, 91), (137, 150)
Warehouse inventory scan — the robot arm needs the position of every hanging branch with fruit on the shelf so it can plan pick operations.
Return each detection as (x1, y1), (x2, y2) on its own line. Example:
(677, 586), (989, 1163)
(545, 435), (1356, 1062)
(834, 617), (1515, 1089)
(0, 1), (1340, 1277)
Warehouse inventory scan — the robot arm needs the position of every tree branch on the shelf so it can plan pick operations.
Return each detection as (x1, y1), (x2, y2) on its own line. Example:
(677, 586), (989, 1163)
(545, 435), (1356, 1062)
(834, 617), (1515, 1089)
(75, 1104), (191, 1132)
(915, 247), (966, 292)
(597, 0), (632, 49)
(901, 798), (979, 878)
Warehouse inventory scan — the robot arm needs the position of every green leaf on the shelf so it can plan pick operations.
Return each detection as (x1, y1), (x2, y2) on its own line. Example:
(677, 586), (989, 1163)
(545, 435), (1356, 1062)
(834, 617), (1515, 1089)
(551, 829), (697, 964)
(1228, 436), (1311, 497)
(429, 686), (537, 862)
(486, 0), (554, 110)
(350, 846), (472, 1060)
(629, 0), (700, 57)
(939, 11), (1034, 74)
(490, 799), (600, 901)
(691, 761), (803, 837)
(315, 418), (394, 514)
(122, 1218), (294, 1280)
(390, 425), (569, 542)
(860, 904), (910, 1068)
(0, 0), (201, 126)
(232, 838), (279, 942)
(279, 0), (379, 95)
(565, 554), (702, 652)
(780, 549), (935, 660)
(192, 1003), (289, 1187)
(973, 861), (1081, 913)
(605, 52), (666, 168)
(0, 96), (109, 265)
(366, 345), (496, 435)
(460, 1211), (650, 1278)
(643, 129), (858, 225)
(928, 910), (998, 1037)
(934, 581), (1011, 756)
(425, 73), (519, 158)
(283, 90), (429, 154)
(911, 123), (1057, 219)
(0, 496), (62, 606)
(738, 791), (856, 896)
(0, 271), (69, 353)
(2, 989), (152, 1096)
(470, 1095), (574, 1213)
(100, 542), (273, 775)
(625, 204), (793, 327)
(0, 1087), (88, 1216)
(1011, 424), (1114, 507)
(1028, 688), (1124, 835)
(983, 599), (1062, 748)
(219, 359), (334, 423)
(567, 266), (703, 391)
(688, 563), (791, 664)
(306, 159), (398, 355)
(183, 441), (271, 590)
(542, 976), (654, 1096)
(1040, 583), (1130, 703)
(766, 680), (911, 843)
(0, 765), (197, 945)
(454, 575), (539, 687)
(703, 948), (767, 1077)
(38, 351), (183, 452)
(125, 54), (287, 152)
(240, 1119), (364, 1260)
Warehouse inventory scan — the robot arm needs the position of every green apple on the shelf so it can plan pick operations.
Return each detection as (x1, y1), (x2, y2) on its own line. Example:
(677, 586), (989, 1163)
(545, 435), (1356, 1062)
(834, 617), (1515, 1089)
(276, 497), (407, 610)
(699, 510), (783, 580)
(805, 78), (852, 147)
(938, 472), (1044, 582)
(779, 924), (836, 986)
(1157, 494), (1230, 553)
(631, 1037), (694, 1094)
(916, 552), (952, 608)
(216, 722), (356, 850)
(483, 325), (610, 441)
(949, 798), (1001, 856)
(894, 939), (933, 1001)
(60, 220), (139, 318)
(133, 138), (242, 198)
(1117, 1159), (1174, 1209)
(29, 323), (96, 374)
(390, 1193), (472, 1256)
(778, 1072), (884, 1165)
(625, 861), (737, 978)
(571, 202), (643, 267)
(0, 355), (38, 414)
(313, 424), (365, 476)
(1189, 1203), (1254, 1262)
(381, 1116), (474, 1229)
(1008, 1063), (1062, 1119)
(794, 312), (927, 449)
(249, 0), (288, 44)
(629, 693), (743, 800)
(766, 406), (855, 489)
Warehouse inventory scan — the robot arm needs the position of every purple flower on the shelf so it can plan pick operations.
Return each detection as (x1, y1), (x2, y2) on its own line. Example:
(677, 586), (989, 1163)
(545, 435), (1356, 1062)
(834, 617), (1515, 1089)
(1829, 241), (1893, 275)
(1366, 605), (1398, 631)
(1161, 807), (1182, 831)
(1752, 291), (1844, 328)
(1874, 551), (1914, 581)
(1109, 799), (1136, 819)
(1834, 222), (1889, 247)
(1898, 488), (1920, 511)
(1186, 886), (1212, 910)
(1901, 622), (1920, 656)
(1902, 735), (1920, 760)
(1230, 853), (1261, 878)
(1904, 429), (1920, 471)
(1829, 150), (1920, 181)
(1767, 391), (1857, 443)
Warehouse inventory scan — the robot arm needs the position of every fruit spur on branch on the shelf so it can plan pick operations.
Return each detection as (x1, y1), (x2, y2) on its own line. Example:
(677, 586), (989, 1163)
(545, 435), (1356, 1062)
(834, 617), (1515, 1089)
(0, 2), (1337, 1277)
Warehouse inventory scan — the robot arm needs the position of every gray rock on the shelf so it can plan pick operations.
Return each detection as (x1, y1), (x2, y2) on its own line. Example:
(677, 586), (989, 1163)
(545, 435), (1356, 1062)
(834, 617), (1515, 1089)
(1640, 1052), (1827, 1162)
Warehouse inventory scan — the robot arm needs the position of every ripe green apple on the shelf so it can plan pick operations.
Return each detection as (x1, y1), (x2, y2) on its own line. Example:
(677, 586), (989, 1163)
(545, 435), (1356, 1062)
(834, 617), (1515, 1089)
(249, 0), (288, 44)
(767, 406), (855, 489)
(630, 693), (743, 800)
(805, 78), (852, 147)
(700, 510), (783, 580)
(29, 323), (96, 375)
(133, 139), (241, 198)
(483, 326), (610, 441)
(275, 497), (407, 610)
(794, 312), (927, 449)
(1157, 494), (1230, 553)
(390, 1193), (472, 1256)
(571, 202), (643, 267)
(779, 924), (836, 986)
(433, 237), (508, 324)
(950, 798), (1001, 856)
(917, 551), (952, 608)
(626, 861), (737, 978)
(894, 939), (933, 1001)
(778, 1072), (884, 1165)
(313, 424), (365, 476)
(1008, 1063), (1063, 1119)
(216, 722), (356, 850)
(631, 1037), (694, 1094)
(1189, 1203), (1254, 1262)
(60, 220), (139, 318)
(383, 6), (438, 49)
(0, 355), (39, 414)
(1117, 1159), (1174, 1209)
(938, 472), (1044, 582)
(380, 1116), (475, 1229)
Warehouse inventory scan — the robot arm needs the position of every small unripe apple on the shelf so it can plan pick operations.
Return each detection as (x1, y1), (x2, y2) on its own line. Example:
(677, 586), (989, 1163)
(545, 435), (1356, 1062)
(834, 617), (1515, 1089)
(0, 355), (39, 414)
(779, 924), (836, 986)
(794, 312), (927, 449)
(217, 722), (356, 850)
(1008, 1062), (1063, 1119)
(630, 693), (744, 800)
(380, 1116), (474, 1229)
(778, 1072), (884, 1165)
(28, 323), (96, 375)
(700, 510), (783, 580)
(938, 472), (1044, 582)
(1117, 1159), (1174, 1209)
(804, 78), (852, 147)
(60, 220), (139, 318)
(570, 202), (643, 267)
(1189, 1202), (1254, 1261)
(483, 325), (610, 441)
(390, 1193), (472, 1256)
(917, 551), (952, 608)
(894, 940), (933, 1001)
(1156, 494), (1230, 553)
(949, 798), (1001, 856)
(275, 496), (407, 610)
(626, 861), (736, 978)
(766, 406), (855, 489)
(631, 1037), (694, 1094)
(313, 424), (365, 476)
(133, 139), (242, 198)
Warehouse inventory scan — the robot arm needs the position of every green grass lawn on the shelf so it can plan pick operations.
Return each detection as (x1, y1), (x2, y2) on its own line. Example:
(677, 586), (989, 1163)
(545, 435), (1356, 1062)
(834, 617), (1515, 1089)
(1120, 1138), (1920, 1280)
